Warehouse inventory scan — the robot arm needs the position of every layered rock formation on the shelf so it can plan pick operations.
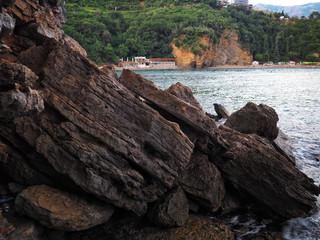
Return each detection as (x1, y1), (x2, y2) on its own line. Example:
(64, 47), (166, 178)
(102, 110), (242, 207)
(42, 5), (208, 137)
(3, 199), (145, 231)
(0, 0), (319, 239)
(171, 30), (252, 68)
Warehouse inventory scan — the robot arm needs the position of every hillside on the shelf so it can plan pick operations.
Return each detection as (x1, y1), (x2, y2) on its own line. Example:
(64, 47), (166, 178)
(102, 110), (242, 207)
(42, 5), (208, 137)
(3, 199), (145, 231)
(255, 3), (320, 18)
(63, 0), (320, 66)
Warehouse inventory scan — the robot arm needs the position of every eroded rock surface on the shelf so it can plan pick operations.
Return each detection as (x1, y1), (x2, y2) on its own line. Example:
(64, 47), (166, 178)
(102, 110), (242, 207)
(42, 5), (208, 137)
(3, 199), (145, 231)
(15, 185), (115, 231)
(225, 102), (279, 140)
(147, 187), (189, 227)
(179, 152), (225, 212)
(165, 82), (203, 110)
(214, 125), (320, 219)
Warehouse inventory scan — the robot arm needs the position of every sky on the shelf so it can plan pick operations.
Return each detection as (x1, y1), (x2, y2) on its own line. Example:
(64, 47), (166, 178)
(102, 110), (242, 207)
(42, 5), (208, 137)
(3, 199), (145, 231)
(249, 0), (320, 6)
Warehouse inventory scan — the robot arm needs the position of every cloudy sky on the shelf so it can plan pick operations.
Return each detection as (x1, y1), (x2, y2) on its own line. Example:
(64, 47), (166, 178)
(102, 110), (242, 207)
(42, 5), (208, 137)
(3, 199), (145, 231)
(249, 0), (320, 5)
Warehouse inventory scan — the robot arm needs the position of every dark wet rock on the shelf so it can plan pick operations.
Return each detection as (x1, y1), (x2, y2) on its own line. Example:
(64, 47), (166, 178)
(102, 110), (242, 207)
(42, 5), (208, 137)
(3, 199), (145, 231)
(179, 152), (225, 212)
(165, 82), (203, 110)
(272, 129), (296, 165)
(0, 213), (44, 240)
(0, 12), (16, 38)
(212, 125), (320, 219)
(15, 185), (115, 231)
(75, 214), (234, 240)
(214, 103), (230, 119)
(147, 187), (189, 227)
(225, 102), (279, 141)
(8, 182), (26, 195)
(221, 186), (242, 215)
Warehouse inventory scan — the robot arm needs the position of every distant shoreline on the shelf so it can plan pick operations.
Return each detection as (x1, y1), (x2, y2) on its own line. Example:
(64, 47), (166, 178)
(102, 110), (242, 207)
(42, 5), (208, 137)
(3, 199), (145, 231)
(115, 64), (320, 71)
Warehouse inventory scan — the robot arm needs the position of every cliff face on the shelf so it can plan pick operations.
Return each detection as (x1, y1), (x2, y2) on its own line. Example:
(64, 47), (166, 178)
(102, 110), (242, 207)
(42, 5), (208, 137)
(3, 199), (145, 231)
(171, 30), (252, 69)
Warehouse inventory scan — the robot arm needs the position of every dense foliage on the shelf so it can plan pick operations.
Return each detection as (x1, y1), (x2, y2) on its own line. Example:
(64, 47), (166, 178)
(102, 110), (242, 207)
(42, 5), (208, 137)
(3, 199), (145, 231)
(63, 0), (320, 65)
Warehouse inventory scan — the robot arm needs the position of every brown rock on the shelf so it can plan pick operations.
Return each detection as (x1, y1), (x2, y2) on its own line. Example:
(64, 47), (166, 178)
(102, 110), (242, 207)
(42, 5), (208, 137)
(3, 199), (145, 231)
(0, 60), (39, 89)
(214, 103), (230, 119)
(0, 214), (44, 240)
(171, 31), (252, 69)
(147, 187), (189, 227)
(0, 86), (44, 122)
(63, 35), (87, 58)
(212, 125), (320, 219)
(1, 40), (194, 216)
(99, 63), (118, 81)
(84, 214), (234, 240)
(179, 152), (225, 212)
(15, 185), (115, 231)
(165, 82), (203, 110)
(119, 69), (227, 153)
(12, 0), (65, 43)
(225, 102), (279, 141)
(212, 30), (252, 66)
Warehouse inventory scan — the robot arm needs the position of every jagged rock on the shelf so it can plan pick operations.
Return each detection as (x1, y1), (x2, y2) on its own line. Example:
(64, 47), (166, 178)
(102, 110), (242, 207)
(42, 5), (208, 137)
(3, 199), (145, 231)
(11, 0), (65, 43)
(272, 129), (296, 165)
(63, 35), (87, 58)
(179, 152), (225, 212)
(99, 63), (118, 81)
(225, 102), (279, 141)
(120, 69), (227, 153)
(0, 39), (194, 216)
(0, 86), (44, 122)
(147, 187), (189, 227)
(15, 185), (115, 231)
(120, 69), (216, 136)
(214, 103), (230, 119)
(165, 82), (203, 110)
(0, 61), (39, 89)
(0, 12), (16, 38)
(212, 125), (320, 219)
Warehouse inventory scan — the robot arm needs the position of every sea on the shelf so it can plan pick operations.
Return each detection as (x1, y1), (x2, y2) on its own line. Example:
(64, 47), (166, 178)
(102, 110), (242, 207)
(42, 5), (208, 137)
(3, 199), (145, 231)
(121, 68), (320, 240)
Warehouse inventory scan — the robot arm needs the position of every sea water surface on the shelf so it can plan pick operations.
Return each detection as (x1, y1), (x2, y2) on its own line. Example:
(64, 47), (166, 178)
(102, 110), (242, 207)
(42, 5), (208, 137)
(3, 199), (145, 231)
(126, 68), (320, 239)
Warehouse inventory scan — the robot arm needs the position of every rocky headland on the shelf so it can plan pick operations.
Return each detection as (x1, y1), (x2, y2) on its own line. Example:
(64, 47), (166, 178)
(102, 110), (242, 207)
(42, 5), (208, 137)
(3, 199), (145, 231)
(171, 31), (252, 69)
(0, 1), (319, 239)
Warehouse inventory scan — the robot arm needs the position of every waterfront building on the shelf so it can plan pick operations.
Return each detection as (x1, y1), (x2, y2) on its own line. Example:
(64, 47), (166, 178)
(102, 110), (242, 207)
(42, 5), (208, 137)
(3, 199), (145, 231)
(234, 0), (248, 5)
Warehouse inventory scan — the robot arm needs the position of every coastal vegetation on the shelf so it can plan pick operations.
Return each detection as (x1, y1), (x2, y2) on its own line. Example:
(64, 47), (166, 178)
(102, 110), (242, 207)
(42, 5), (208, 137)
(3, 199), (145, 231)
(63, 0), (320, 65)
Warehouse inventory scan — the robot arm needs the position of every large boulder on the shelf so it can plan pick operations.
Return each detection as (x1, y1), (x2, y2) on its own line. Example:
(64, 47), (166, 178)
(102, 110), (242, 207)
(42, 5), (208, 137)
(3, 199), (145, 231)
(225, 102), (279, 141)
(15, 185), (115, 231)
(147, 187), (189, 227)
(120, 69), (227, 153)
(211, 125), (320, 219)
(179, 152), (225, 212)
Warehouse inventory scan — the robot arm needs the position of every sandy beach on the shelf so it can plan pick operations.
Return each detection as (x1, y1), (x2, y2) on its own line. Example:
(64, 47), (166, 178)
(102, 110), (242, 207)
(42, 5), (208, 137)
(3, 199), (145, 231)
(115, 64), (320, 71)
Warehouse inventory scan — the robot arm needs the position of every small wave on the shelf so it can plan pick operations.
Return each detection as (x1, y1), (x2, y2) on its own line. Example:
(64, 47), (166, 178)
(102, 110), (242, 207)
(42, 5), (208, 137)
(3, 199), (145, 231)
(283, 197), (320, 240)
